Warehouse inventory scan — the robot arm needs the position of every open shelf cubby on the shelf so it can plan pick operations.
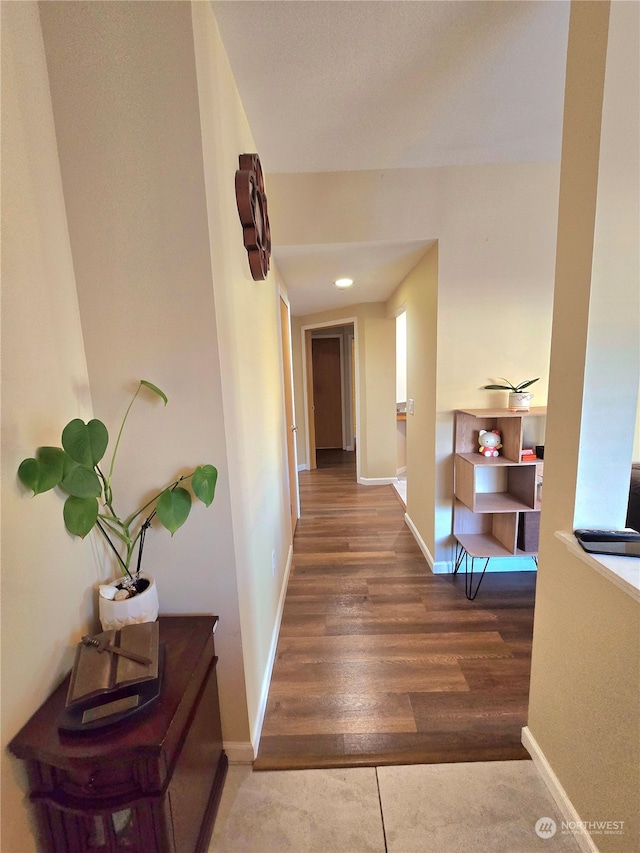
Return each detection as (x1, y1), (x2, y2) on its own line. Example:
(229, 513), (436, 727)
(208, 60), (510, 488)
(453, 408), (546, 557)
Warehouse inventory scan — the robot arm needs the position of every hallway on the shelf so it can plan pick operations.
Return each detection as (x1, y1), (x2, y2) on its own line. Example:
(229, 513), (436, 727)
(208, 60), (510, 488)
(255, 454), (536, 770)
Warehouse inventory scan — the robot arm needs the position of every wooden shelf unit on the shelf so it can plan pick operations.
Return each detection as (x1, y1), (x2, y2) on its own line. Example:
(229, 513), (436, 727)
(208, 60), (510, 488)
(453, 408), (546, 558)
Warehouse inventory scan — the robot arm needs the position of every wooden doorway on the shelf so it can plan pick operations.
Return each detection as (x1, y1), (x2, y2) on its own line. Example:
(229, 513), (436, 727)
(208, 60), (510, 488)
(312, 337), (343, 449)
(303, 320), (358, 476)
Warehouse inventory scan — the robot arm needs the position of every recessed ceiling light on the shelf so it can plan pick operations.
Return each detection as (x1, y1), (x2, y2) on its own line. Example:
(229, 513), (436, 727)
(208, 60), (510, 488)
(334, 278), (354, 289)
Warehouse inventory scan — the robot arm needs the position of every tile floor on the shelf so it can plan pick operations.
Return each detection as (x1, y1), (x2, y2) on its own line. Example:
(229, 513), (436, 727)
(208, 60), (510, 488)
(208, 760), (581, 853)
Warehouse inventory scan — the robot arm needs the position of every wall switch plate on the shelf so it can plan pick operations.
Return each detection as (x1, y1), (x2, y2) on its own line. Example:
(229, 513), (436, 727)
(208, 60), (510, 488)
(408, 399), (414, 415)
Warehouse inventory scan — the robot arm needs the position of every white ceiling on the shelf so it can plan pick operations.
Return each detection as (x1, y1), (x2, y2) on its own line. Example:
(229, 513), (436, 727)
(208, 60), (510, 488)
(212, 0), (570, 315)
(275, 240), (435, 315)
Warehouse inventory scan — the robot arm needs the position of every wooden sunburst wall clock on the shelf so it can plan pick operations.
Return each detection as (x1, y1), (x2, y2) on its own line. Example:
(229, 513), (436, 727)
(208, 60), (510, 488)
(235, 153), (271, 281)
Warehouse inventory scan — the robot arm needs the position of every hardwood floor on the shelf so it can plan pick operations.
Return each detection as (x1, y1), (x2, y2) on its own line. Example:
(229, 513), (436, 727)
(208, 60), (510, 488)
(255, 451), (536, 770)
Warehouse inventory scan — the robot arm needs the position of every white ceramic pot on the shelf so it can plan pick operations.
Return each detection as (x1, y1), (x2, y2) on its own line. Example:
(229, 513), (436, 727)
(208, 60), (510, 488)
(98, 572), (159, 632)
(508, 392), (533, 412)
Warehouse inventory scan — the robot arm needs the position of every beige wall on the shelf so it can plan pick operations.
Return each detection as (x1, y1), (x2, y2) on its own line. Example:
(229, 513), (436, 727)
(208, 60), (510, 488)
(387, 246), (439, 559)
(2, 5), (294, 847)
(528, 3), (639, 850)
(39, 0), (251, 749)
(530, 547), (639, 849)
(268, 168), (442, 247)
(361, 305), (397, 480)
(292, 303), (396, 481)
(192, 1), (292, 746)
(1, 4), (96, 849)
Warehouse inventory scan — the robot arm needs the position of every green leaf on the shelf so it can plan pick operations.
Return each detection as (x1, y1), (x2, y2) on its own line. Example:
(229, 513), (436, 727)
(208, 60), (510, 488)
(156, 487), (191, 535)
(61, 463), (102, 498)
(62, 419), (108, 467)
(17, 447), (65, 494)
(483, 384), (511, 390)
(63, 495), (99, 537)
(140, 380), (168, 406)
(192, 465), (218, 507)
(514, 378), (539, 391)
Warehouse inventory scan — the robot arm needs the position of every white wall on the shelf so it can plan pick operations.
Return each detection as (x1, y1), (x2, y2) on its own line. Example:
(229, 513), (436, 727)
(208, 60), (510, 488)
(573, 0), (640, 527)
(396, 311), (407, 404)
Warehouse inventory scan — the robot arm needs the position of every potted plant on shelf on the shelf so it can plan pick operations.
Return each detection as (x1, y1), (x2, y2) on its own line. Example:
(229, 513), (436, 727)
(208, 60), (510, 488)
(482, 377), (539, 411)
(17, 380), (218, 630)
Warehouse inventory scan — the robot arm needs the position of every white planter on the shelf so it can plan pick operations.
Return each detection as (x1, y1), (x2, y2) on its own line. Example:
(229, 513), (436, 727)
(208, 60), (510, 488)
(508, 392), (533, 412)
(98, 572), (159, 632)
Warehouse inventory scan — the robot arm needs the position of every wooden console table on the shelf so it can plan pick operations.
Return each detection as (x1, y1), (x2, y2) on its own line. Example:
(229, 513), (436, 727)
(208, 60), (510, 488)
(8, 615), (228, 853)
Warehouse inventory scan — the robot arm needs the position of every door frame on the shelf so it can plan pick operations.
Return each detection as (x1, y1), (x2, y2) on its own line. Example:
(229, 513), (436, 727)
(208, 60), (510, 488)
(346, 331), (355, 452)
(278, 289), (300, 533)
(311, 333), (346, 450)
(301, 317), (360, 479)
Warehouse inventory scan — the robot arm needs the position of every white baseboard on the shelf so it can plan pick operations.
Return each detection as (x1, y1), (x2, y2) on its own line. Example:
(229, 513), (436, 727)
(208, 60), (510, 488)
(223, 741), (255, 764)
(297, 463), (309, 472)
(358, 476), (397, 486)
(521, 727), (600, 853)
(432, 559), (454, 574)
(404, 512), (435, 571)
(249, 543), (294, 758)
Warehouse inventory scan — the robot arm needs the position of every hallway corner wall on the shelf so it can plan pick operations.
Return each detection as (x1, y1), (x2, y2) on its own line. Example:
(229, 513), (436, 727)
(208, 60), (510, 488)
(528, 4), (640, 849)
(192, 0), (293, 752)
(387, 246), (439, 563)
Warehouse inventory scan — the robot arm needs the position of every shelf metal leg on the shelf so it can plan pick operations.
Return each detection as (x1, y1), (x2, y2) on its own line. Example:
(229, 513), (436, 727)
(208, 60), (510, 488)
(453, 543), (490, 600)
(464, 553), (490, 601)
(454, 547), (537, 601)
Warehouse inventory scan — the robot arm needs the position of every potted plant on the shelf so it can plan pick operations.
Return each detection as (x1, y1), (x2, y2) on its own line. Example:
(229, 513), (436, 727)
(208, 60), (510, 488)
(482, 377), (539, 411)
(17, 380), (218, 629)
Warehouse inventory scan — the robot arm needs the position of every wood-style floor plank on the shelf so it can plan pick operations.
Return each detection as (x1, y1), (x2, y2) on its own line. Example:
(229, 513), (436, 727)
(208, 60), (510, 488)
(255, 450), (536, 770)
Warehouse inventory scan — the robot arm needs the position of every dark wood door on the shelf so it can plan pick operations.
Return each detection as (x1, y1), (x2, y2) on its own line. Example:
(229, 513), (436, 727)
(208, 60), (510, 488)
(312, 337), (343, 449)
